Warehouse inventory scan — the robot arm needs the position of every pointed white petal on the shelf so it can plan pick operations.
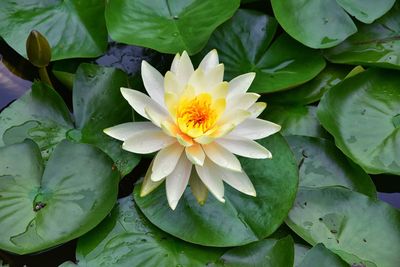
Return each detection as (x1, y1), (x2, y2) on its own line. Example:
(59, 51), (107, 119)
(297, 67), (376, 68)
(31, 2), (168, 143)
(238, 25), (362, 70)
(140, 160), (164, 197)
(189, 170), (208, 205)
(211, 162), (256, 197)
(218, 109), (251, 131)
(205, 64), (224, 90)
(185, 143), (205, 165)
(176, 51), (194, 85)
(144, 104), (170, 128)
(216, 137), (272, 159)
(122, 130), (175, 154)
(228, 73), (256, 97)
(141, 61), (164, 106)
(188, 68), (206, 94)
(120, 87), (166, 120)
(198, 49), (219, 72)
(164, 71), (184, 95)
(228, 118), (281, 140)
(248, 102), (267, 118)
(103, 122), (158, 141)
(195, 160), (225, 203)
(202, 142), (242, 172)
(226, 92), (260, 111)
(170, 53), (181, 73)
(151, 142), (184, 182)
(166, 154), (192, 210)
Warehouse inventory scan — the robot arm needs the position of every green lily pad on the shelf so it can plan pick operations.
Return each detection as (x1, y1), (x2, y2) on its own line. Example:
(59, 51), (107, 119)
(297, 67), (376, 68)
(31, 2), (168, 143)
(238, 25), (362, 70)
(267, 65), (351, 105)
(286, 187), (400, 267)
(215, 236), (294, 267)
(261, 105), (329, 139)
(0, 0), (108, 61)
(271, 0), (395, 49)
(0, 64), (140, 176)
(105, 0), (240, 55)
(134, 134), (298, 247)
(294, 244), (310, 267)
(199, 9), (326, 93)
(72, 196), (224, 267)
(317, 68), (400, 175)
(286, 136), (376, 197)
(0, 140), (119, 254)
(324, 3), (400, 70)
(298, 244), (348, 267)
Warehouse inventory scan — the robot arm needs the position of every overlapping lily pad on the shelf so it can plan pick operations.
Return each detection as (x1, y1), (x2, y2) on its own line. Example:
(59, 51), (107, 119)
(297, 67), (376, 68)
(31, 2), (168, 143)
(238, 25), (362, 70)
(105, 0), (240, 54)
(325, 3), (400, 70)
(271, 0), (395, 48)
(0, 0), (108, 60)
(286, 187), (400, 267)
(317, 68), (400, 175)
(297, 244), (348, 267)
(199, 9), (326, 93)
(0, 64), (140, 176)
(134, 134), (299, 247)
(0, 140), (119, 254)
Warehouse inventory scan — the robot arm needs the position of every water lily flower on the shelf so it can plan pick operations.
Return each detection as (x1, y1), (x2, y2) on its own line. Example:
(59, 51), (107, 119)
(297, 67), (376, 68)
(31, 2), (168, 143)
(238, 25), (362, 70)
(104, 50), (281, 210)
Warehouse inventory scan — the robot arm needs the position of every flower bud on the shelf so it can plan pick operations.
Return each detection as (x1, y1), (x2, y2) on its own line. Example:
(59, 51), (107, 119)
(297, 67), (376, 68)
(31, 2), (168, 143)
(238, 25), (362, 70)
(26, 30), (51, 68)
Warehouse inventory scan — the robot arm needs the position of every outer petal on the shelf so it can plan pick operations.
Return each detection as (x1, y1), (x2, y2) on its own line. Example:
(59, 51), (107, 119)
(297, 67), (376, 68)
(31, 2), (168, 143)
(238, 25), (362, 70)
(176, 51), (194, 85)
(144, 104), (170, 128)
(166, 153), (192, 210)
(151, 142), (184, 182)
(198, 49), (219, 72)
(248, 102), (267, 118)
(122, 130), (175, 154)
(195, 160), (225, 203)
(216, 136), (272, 159)
(202, 142), (242, 172)
(121, 87), (166, 121)
(228, 72), (256, 97)
(189, 170), (208, 205)
(104, 122), (158, 141)
(141, 61), (164, 105)
(140, 160), (164, 197)
(228, 118), (281, 140)
(170, 53), (181, 73)
(185, 143), (205, 165)
(225, 92), (260, 112)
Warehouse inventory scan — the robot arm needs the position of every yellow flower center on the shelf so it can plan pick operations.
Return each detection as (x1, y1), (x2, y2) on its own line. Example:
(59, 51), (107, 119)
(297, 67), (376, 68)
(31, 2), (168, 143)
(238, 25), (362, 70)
(177, 93), (218, 138)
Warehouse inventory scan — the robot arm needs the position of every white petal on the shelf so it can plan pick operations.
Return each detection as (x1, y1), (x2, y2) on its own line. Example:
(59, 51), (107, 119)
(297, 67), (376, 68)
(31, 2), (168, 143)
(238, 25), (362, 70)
(164, 71), (184, 95)
(185, 143), (205, 165)
(176, 51), (194, 85)
(228, 73), (256, 97)
(120, 87), (166, 120)
(248, 102), (267, 118)
(144, 104), (170, 128)
(151, 142), (184, 182)
(141, 61), (164, 106)
(202, 142), (242, 172)
(189, 171), (208, 205)
(198, 49), (219, 72)
(226, 92), (260, 111)
(104, 122), (158, 141)
(140, 160), (164, 197)
(228, 118), (281, 140)
(211, 162), (256, 197)
(218, 109), (251, 131)
(205, 64), (224, 90)
(216, 137), (272, 159)
(195, 160), (225, 203)
(166, 154), (192, 210)
(122, 130), (175, 154)
(170, 53), (181, 73)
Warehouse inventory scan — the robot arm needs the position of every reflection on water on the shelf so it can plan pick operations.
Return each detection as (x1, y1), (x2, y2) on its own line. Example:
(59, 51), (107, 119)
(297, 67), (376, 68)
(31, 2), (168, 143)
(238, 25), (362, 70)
(0, 55), (31, 110)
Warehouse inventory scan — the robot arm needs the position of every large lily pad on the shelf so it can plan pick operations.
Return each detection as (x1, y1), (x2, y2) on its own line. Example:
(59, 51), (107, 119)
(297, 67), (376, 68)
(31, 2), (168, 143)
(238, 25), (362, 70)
(134, 134), (299, 247)
(286, 136), (376, 197)
(199, 9), (325, 93)
(286, 187), (400, 267)
(271, 0), (395, 49)
(325, 3), (400, 70)
(317, 68), (400, 175)
(0, 64), (140, 176)
(105, 0), (240, 54)
(0, 140), (119, 254)
(0, 0), (108, 60)
(71, 196), (224, 267)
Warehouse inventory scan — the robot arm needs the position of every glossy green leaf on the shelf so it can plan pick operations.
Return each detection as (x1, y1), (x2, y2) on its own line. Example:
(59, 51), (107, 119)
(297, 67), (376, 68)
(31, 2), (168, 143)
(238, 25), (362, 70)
(73, 196), (224, 267)
(135, 134), (298, 247)
(216, 236), (294, 267)
(199, 9), (325, 93)
(271, 0), (394, 49)
(0, 140), (119, 254)
(105, 0), (240, 54)
(325, 3), (400, 70)
(261, 105), (329, 138)
(267, 65), (351, 105)
(286, 187), (400, 267)
(317, 68), (400, 175)
(286, 136), (376, 197)
(0, 0), (107, 61)
(298, 244), (348, 267)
